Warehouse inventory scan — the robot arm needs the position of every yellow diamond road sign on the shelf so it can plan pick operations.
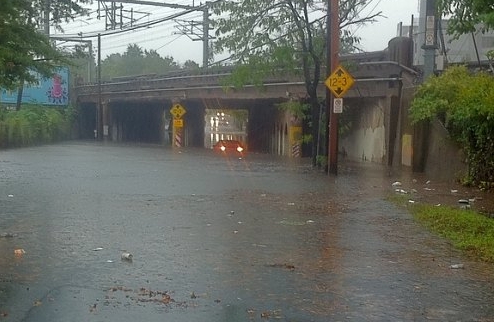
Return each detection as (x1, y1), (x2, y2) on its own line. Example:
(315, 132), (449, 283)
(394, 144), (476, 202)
(325, 65), (355, 98)
(170, 103), (186, 119)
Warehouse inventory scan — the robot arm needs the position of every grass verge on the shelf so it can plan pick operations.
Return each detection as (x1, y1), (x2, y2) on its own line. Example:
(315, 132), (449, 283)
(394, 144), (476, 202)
(389, 195), (494, 263)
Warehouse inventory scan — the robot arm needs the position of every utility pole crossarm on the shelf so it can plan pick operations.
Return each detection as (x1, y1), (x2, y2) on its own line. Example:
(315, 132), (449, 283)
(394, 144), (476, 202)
(99, 0), (197, 10)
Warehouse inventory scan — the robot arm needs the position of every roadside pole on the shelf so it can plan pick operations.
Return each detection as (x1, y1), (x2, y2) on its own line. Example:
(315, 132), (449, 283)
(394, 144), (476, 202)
(327, 0), (339, 175)
(170, 103), (187, 148)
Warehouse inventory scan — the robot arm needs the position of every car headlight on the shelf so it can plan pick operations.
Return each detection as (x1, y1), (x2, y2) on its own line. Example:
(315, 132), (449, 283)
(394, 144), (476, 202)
(220, 146), (226, 152)
(237, 146), (243, 153)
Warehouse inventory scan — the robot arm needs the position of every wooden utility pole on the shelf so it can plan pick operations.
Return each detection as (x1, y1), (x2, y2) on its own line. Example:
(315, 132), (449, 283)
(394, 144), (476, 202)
(328, 0), (339, 175)
(97, 33), (102, 140)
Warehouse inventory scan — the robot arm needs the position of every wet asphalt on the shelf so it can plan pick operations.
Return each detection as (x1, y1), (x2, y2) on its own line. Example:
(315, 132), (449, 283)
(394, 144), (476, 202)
(0, 142), (493, 321)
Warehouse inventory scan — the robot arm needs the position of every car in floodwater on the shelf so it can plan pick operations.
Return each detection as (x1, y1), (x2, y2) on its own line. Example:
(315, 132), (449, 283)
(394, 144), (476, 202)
(213, 140), (246, 157)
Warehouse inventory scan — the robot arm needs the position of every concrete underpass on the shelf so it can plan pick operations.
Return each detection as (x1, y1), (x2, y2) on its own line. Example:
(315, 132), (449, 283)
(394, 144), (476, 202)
(76, 98), (293, 155)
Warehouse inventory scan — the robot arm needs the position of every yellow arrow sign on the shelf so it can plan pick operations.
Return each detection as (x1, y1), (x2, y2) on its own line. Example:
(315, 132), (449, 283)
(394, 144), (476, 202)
(325, 65), (355, 98)
(170, 103), (186, 119)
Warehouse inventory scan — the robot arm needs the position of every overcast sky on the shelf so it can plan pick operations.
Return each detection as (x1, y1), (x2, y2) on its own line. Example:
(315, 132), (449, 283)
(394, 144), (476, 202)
(56, 0), (422, 65)
(357, 0), (420, 51)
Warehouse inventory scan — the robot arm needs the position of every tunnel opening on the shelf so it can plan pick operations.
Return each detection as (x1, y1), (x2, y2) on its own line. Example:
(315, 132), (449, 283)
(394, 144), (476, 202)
(112, 102), (163, 143)
(78, 103), (97, 139)
(204, 109), (248, 149)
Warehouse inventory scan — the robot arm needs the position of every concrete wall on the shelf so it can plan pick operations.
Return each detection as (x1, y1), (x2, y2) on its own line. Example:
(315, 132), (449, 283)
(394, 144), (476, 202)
(423, 119), (467, 183)
(340, 98), (387, 163)
(396, 86), (467, 182)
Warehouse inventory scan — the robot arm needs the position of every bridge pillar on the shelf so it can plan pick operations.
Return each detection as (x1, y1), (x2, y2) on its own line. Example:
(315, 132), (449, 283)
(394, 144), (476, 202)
(101, 101), (110, 141)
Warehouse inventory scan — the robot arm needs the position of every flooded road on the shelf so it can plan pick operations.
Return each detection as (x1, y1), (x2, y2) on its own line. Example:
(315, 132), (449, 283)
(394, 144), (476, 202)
(0, 142), (493, 321)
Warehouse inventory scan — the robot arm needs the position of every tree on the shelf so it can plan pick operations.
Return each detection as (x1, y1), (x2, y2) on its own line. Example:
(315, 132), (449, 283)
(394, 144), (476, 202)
(437, 0), (494, 38)
(100, 44), (181, 80)
(183, 60), (201, 71)
(211, 0), (381, 163)
(0, 0), (89, 89)
(410, 66), (494, 188)
(32, 0), (90, 32)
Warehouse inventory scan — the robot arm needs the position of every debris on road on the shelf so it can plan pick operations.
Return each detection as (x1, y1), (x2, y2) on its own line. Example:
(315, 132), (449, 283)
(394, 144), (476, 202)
(267, 263), (295, 270)
(392, 181), (402, 187)
(0, 232), (18, 238)
(121, 252), (133, 261)
(14, 249), (25, 257)
(458, 199), (471, 209)
(260, 309), (282, 319)
(278, 220), (306, 226)
(450, 264), (465, 269)
(92, 247), (104, 251)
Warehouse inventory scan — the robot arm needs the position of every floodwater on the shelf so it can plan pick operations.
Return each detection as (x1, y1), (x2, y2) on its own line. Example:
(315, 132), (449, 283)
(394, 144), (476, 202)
(0, 142), (493, 321)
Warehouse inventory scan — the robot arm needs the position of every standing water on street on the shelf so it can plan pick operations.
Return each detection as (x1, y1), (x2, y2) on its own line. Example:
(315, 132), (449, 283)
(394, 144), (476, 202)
(0, 142), (493, 321)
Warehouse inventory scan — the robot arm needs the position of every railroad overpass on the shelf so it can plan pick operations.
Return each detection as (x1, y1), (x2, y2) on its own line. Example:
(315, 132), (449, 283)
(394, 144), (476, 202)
(75, 38), (420, 165)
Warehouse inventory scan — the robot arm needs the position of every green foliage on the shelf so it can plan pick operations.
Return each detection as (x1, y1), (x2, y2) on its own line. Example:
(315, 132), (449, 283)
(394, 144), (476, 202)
(212, 0), (381, 163)
(338, 103), (353, 137)
(487, 50), (494, 62)
(389, 195), (494, 263)
(32, 0), (90, 32)
(276, 100), (311, 120)
(212, 0), (380, 64)
(0, 105), (75, 148)
(66, 44), (96, 83)
(100, 44), (183, 80)
(316, 155), (328, 167)
(410, 66), (494, 188)
(413, 204), (494, 263)
(437, 0), (494, 38)
(0, 0), (89, 89)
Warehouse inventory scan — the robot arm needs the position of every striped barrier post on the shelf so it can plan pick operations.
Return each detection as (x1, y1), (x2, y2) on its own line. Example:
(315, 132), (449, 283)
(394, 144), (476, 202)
(292, 142), (301, 158)
(175, 131), (182, 148)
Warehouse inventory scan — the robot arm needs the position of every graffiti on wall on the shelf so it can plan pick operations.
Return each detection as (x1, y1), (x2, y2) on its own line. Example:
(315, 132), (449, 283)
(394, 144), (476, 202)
(1, 67), (69, 106)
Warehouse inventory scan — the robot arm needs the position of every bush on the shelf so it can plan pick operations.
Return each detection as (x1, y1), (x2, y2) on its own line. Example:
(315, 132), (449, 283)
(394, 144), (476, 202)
(410, 66), (494, 189)
(0, 105), (75, 148)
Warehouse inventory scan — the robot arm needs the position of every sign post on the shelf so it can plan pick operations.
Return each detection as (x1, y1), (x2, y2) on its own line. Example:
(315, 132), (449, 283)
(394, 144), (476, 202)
(170, 103), (186, 148)
(324, 64), (355, 174)
(325, 0), (340, 175)
(325, 65), (355, 98)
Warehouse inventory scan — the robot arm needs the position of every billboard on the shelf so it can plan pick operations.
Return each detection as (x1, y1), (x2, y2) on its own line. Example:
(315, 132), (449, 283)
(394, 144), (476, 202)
(1, 67), (69, 106)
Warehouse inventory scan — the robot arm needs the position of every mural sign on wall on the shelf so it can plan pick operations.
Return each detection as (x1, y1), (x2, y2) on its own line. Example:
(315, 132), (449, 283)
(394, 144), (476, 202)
(1, 67), (69, 106)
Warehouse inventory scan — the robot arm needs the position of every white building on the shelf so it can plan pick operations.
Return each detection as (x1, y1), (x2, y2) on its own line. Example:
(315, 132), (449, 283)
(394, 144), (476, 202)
(399, 0), (494, 68)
